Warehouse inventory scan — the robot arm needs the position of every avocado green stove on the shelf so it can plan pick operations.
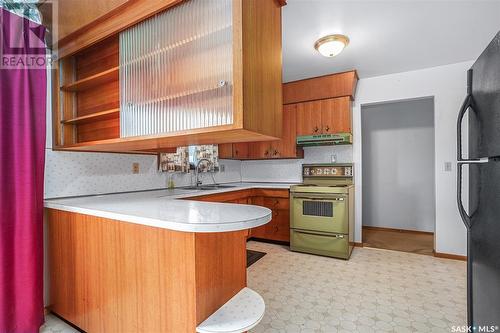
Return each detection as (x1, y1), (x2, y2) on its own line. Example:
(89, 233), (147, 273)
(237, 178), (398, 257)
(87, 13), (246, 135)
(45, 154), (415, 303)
(290, 164), (355, 259)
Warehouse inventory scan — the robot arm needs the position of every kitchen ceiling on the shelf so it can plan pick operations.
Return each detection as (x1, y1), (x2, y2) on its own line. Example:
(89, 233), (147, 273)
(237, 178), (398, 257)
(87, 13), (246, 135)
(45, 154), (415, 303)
(282, 0), (500, 81)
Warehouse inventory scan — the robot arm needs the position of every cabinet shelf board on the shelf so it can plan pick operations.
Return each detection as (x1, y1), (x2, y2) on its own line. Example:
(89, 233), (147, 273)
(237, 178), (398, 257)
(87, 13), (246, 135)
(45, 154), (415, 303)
(60, 66), (119, 92)
(125, 83), (230, 107)
(61, 108), (120, 125)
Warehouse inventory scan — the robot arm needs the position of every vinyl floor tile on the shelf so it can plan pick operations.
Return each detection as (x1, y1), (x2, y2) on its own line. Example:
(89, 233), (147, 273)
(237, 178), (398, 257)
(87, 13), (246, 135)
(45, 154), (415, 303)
(40, 241), (466, 333)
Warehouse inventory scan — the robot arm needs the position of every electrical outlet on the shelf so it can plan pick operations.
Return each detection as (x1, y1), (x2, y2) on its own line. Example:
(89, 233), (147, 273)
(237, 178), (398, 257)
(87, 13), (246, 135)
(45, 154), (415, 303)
(331, 154), (337, 163)
(132, 162), (140, 174)
(219, 164), (225, 172)
(444, 162), (452, 172)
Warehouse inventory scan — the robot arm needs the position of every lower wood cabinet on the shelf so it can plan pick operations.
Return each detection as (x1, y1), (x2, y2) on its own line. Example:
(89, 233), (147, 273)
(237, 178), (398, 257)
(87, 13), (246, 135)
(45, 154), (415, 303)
(47, 209), (247, 333)
(249, 195), (289, 242)
(187, 188), (290, 242)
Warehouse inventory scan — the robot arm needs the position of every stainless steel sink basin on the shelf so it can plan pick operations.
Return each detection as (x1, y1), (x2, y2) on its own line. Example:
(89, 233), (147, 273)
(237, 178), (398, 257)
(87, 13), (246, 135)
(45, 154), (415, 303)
(180, 185), (237, 191)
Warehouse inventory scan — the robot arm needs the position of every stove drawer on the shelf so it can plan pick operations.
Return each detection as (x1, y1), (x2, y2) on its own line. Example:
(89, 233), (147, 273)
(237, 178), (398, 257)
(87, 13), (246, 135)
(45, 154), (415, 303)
(290, 229), (351, 259)
(291, 195), (348, 234)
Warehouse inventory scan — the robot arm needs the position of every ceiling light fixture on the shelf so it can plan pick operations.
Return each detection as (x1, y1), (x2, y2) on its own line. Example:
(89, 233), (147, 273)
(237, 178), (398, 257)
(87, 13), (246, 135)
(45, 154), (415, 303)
(314, 34), (350, 57)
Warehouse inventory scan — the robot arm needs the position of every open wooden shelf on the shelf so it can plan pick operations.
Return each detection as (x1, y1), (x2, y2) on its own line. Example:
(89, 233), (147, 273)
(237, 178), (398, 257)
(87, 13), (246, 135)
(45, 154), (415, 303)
(61, 108), (120, 125)
(60, 66), (119, 92)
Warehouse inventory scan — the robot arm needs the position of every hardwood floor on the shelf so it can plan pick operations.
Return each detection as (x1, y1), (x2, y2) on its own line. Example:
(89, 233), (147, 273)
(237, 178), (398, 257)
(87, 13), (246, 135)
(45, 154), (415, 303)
(362, 226), (434, 256)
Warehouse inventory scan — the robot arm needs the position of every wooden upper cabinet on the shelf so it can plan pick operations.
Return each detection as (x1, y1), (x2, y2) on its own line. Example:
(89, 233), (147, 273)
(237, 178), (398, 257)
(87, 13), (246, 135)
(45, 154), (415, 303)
(283, 70), (358, 104)
(52, 0), (284, 153)
(296, 101), (320, 136)
(219, 70), (356, 159)
(222, 103), (302, 160)
(320, 97), (352, 134)
(218, 144), (234, 159)
(49, 0), (183, 57)
(287, 70), (356, 137)
(295, 97), (352, 136)
(46, 0), (130, 42)
(275, 103), (301, 158)
(233, 143), (250, 159)
(218, 142), (250, 159)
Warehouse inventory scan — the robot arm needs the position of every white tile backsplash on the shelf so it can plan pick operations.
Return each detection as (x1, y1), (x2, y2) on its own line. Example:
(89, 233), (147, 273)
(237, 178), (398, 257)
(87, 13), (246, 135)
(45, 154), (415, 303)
(241, 145), (353, 183)
(43, 145), (348, 199)
(44, 149), (242, 199)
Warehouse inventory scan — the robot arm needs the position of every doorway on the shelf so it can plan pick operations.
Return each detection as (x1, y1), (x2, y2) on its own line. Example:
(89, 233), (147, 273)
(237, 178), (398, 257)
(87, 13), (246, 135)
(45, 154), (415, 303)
(361, 97), (435, 255)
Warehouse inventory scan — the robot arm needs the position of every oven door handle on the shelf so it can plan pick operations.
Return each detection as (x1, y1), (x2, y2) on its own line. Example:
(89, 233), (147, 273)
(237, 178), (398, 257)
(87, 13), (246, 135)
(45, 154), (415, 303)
(294, 230), (345, 239)
(292, 196), (344, 201)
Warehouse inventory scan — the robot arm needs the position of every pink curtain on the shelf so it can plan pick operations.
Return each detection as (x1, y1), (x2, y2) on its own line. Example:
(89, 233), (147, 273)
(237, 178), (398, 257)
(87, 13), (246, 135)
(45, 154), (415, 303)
(0, 8), (47, 333)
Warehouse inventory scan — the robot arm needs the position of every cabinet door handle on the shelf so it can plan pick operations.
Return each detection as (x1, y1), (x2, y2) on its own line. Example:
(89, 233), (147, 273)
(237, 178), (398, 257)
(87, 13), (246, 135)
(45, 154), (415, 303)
(325, 125), (330, 132)
(235, 150), (239, 155)
(313, 126), (319, 133)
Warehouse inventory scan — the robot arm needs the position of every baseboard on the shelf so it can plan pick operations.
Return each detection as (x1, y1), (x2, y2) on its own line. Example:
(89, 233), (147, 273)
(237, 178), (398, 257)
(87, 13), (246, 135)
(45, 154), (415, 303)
(362, 226), (434, 235)
(434, 251), (467, 261)
(353, 242), (363, 247)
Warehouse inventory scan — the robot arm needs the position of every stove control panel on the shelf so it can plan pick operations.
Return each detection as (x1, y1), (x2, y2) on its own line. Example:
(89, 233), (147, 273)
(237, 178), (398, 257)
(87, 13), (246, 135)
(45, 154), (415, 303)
(303, 164), (353, 178)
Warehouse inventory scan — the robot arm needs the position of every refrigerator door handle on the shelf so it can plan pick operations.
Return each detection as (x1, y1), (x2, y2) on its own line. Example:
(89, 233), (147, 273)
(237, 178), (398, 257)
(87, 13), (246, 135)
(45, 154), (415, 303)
(456, 69), (483, 229)
(457, 158), (488, 230)
(456, 70), (480, 163)
(456, 69), (489, 229)
(457, 93), (476, 162)
(457, 162), (473, 229)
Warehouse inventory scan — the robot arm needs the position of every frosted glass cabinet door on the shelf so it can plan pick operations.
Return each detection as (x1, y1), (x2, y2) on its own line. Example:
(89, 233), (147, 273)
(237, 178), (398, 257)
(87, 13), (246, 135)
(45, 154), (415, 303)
(119, 0), (233, 137)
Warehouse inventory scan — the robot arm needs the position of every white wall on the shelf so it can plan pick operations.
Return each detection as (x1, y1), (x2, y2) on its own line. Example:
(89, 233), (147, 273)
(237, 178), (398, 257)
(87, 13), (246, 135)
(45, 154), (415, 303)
(353, 61), (471, 256)
(361, 98), (435, 232)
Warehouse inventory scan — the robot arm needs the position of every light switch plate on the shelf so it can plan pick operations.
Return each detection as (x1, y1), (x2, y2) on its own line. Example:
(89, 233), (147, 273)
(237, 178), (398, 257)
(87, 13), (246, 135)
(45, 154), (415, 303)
(444, 162), (452, 172)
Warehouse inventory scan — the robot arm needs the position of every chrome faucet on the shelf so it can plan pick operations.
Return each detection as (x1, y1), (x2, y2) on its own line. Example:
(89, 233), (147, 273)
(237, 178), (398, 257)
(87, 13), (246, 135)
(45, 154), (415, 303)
(194, 158), (212, 187)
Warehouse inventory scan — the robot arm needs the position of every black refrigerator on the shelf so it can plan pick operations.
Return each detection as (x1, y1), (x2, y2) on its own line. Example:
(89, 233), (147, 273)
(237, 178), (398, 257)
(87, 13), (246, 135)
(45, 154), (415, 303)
(457, 31), (500, 328)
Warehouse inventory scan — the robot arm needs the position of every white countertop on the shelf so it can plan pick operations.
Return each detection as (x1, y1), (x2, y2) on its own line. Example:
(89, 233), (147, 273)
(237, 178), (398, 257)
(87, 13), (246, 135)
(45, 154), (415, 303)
(44, 182), (297, 233)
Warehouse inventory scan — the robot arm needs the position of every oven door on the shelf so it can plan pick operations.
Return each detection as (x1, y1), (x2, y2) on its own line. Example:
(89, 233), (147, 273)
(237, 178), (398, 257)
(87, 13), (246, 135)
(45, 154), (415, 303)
(291, 193), (348, 234)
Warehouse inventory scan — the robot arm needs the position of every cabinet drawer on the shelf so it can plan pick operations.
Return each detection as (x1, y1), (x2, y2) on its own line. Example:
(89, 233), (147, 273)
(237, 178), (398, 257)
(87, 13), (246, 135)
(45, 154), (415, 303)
(290, 229), (350, 259)
(252, 189), (289, 198)
(263, 197), (289, 210)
